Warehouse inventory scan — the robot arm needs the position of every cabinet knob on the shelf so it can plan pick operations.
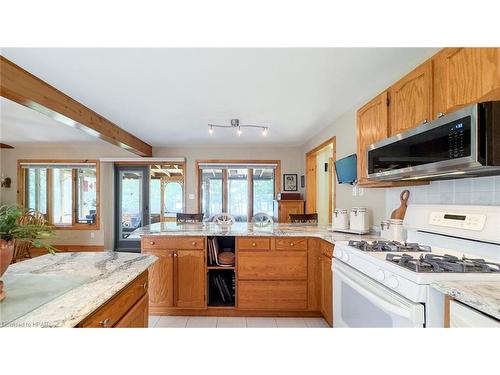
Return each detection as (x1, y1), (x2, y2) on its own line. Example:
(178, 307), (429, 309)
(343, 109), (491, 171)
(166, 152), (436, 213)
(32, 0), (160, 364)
(173, 253), (178, 257)
(191, 241), (197, 246)
(290, 242), (295, 247)
(252, 242), (256, 247)
(99, 318), (110, 328)
(421, 119), (428, 124)
(150, 241), (155, 245)
(437, 112), (446, 118)
(140, 282), (147, 290)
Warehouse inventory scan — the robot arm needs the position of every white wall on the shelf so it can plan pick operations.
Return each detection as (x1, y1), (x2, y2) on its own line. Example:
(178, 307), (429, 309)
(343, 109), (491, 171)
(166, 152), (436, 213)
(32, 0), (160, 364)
(302, 108), (387, 228)
(153, 145), (305, 213)
(0, 144), (135, 250)
(315, 145), (332, 225)
(385, 176), (500, 219)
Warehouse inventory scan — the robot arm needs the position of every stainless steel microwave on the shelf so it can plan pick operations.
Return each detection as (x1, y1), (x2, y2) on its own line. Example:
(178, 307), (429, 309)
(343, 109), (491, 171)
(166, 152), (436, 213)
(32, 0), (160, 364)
(366, 101), (500, 181)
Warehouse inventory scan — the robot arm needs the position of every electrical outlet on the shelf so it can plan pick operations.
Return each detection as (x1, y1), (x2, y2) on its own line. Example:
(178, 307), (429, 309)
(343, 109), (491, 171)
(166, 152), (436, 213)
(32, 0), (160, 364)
(90, 232), (95, 239)
(189, 194), (195, 200)
(352, 186), (357, 197)
(358, 187), (364, 196)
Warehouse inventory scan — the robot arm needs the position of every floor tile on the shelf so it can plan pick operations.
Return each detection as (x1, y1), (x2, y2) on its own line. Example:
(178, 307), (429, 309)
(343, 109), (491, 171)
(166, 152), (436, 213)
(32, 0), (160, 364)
(186, 316), (217, 328)
(303, 318), (329, 328)
(216, 317), (247, 328)
(275, 318), (308, 328)
(155, 316), (189, 328)
(246, 317), (277, 328)
(148, 315), (161, 327)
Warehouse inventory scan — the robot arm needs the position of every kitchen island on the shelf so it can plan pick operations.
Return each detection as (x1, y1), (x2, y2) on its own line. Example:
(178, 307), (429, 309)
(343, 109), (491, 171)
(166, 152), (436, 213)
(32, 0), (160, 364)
(133, 222), (379, 326)
(0, 252), (157, 328)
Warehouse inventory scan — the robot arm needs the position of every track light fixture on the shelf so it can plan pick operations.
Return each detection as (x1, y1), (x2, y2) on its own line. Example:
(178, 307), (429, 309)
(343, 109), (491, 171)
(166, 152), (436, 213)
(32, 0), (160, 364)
(208, 119), (269, 137)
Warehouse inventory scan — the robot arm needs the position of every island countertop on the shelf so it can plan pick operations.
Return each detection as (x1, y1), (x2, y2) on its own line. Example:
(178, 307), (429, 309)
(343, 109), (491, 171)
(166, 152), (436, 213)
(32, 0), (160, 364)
(131, 222), (380, 245)
(0, 252), (157, 328)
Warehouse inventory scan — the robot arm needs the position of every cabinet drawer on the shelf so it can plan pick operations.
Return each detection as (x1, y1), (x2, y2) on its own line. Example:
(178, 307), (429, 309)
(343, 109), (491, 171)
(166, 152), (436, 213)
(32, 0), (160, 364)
(142, 236), (205, 250)
(238, 281), (307, 310)
(79, 271), (148, 328)
(114, 293), (149, 328)
(237, 237), (271, 250)
(275, 238), (308, 250)
(238, 251), (307, 280)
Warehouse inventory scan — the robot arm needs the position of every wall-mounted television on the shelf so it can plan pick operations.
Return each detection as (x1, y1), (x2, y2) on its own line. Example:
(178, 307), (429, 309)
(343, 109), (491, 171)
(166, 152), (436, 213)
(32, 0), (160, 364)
(335, 154), (357, 185)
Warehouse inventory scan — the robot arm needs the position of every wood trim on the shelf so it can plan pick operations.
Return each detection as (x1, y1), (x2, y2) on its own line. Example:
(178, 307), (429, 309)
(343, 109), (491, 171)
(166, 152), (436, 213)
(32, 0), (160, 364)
(0, 56), (152, 157)
(194, 159), (282, 215)
(247, 170), (253, 220)
(222, 169), (228, 213)
(0, 143), (14, 149)
(306, 136), (336, 156)
(150, 307), (322, 317)
(444, 295), (451, 328)
(17, 159), (100, 230)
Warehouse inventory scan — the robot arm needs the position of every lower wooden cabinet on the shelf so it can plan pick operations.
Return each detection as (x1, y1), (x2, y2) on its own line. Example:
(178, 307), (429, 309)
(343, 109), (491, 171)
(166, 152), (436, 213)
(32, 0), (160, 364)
(238, 280), (308, 310)
(143, 248), (206, 313)
(78, 271), (149, 328)
(238, 251), (307, 280)
(320, 241), (334, 327)
(273, 200), (305, 222)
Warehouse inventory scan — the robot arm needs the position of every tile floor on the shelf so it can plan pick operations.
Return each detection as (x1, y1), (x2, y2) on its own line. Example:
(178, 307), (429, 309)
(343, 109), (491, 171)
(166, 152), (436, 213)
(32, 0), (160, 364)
(148, 315), (330, 328)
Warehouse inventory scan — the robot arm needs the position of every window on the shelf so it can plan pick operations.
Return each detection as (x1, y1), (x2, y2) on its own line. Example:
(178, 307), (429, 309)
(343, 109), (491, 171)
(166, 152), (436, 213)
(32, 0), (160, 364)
(20, 161), (99, 229)
(198, 161), (279, 221)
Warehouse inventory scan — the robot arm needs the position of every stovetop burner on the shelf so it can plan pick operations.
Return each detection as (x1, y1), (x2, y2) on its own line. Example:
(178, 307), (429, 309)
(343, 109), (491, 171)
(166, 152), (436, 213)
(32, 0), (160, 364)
(348, 240), (431, 253)
(386, 253), (500, 273)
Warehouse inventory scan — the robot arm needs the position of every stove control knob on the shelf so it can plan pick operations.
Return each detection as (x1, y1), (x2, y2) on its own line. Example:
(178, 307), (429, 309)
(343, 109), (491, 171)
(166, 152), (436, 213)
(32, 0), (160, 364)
(376, 270), (385, 281)
(336, 248), (343, 259)
(342, 252), (350, 262)
(387, 276), (399, 289)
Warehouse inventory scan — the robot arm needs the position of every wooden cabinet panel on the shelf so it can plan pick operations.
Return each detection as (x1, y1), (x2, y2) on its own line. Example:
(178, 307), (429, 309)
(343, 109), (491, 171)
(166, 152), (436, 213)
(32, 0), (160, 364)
(320, 254), (333, 327)
(79, 271), (148, 328)
(434, 48), (500, 114)
(274, 238), (308, 251)
(307, 238), (322, 311)
(274, 200), (304, 223)
(238, 280), (307, 310)
(237, 237), (271, 250)
(114, 293), (149, 328)
(176, 250), (206, 308)
(389, 60), (432, 136)
(143, 249), (175, 310)
(141, 236), (205, 250)
(356, 91), (389, 184)
(238, 251), (307, 280)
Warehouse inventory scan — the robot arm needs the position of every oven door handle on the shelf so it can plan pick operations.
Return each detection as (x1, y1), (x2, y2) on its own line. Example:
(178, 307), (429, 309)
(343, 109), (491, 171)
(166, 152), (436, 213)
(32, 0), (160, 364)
(334, 262), (413, 319)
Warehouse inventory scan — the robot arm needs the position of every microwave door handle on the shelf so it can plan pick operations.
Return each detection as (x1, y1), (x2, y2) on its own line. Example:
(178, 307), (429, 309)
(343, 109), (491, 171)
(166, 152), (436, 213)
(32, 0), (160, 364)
(334, 263), (412, 319)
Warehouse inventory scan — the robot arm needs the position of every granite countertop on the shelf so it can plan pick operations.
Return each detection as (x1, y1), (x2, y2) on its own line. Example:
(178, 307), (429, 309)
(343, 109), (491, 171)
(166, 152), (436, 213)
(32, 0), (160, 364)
(0, 251), (157, 328)
(431, 281), (500, 320)
(130, 222), (380, 245)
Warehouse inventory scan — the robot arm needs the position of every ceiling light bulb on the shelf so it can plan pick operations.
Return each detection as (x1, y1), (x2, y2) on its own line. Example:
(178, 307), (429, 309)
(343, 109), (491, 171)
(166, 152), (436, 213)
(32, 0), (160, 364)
(237, 126), (242, 136)
(262, 127), (268, 136)
(208, 126), (214, 135)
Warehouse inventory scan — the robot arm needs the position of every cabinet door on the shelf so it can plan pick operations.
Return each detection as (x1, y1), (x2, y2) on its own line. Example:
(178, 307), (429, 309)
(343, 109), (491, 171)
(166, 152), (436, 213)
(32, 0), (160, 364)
(238, 250), (307, 280)
(144, 249), (175, 309)
(320, 255), (333, 327)
(238, 280), (308, 310)
(114, 294), (149, 328)
(434, 48), (500, 114)
(356, 91), (389, 183)
(175, 250), (206, 308)
(280, 201), (304, 222)
(389, 60), (432, 136)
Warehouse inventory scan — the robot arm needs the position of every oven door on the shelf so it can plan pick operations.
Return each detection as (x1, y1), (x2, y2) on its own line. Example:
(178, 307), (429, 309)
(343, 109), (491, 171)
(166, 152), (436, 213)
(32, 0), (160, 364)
(333, 260), (425, 328)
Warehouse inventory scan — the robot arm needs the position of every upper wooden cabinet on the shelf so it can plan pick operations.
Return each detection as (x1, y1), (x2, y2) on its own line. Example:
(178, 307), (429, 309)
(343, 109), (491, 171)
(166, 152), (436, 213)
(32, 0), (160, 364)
(389, 60), (433, 136)
(356, 91), (389, 184)
(433, 48), (500, 115)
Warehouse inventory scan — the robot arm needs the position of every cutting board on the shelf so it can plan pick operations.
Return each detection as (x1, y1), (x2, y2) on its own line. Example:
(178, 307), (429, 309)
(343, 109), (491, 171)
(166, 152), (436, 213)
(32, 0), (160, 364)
(390, 190), (410, 220)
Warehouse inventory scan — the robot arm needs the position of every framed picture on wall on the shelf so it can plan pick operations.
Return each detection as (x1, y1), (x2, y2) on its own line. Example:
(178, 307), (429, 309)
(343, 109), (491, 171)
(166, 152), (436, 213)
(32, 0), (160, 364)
(283, 174), (298, 191)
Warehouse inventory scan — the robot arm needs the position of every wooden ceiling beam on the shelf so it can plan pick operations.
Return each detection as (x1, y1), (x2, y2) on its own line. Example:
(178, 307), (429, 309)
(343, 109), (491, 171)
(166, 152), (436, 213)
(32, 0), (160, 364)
(0, 56), (152, 157)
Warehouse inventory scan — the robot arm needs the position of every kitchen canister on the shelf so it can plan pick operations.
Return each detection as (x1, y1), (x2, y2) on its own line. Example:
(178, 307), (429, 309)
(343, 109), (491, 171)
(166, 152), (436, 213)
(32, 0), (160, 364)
(381, 219), (406, 242)
(349, 207), (370, 232)
(332, 208), (349, 230)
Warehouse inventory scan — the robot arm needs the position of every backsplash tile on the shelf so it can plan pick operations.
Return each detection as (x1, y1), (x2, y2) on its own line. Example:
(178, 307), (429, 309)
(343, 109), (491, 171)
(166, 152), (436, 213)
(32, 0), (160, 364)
(385, 176), (498, 220)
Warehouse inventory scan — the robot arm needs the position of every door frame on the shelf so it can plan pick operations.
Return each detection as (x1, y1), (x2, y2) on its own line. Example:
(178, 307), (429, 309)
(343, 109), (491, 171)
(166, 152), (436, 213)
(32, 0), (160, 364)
(305, 136), (336, 223)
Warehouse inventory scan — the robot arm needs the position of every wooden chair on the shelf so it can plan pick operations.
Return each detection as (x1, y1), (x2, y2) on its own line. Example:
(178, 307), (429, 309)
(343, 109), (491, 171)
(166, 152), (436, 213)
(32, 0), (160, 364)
(11, 210), (47, 263)
(289, 213), (318, 224)
(176, 213), (204, 223)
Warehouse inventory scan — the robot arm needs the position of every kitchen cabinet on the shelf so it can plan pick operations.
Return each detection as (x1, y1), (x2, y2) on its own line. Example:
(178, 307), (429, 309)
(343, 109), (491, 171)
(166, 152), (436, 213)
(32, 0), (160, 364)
(389, 60), (433, 136)
(142, 237), (206, 313)
(78, 271), (149, 328)
(356, 91), (389, 185)
(238, 280), (308, 310)
(320, 241), (334, 327)
(273, 200), (305, 222)
(433, 48), (500, 115)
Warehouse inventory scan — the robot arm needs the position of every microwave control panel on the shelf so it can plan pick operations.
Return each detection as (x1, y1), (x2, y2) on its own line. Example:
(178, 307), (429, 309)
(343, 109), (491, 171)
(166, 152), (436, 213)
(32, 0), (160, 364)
(448, 122), (466, 159)
(429, 211), (486, 231)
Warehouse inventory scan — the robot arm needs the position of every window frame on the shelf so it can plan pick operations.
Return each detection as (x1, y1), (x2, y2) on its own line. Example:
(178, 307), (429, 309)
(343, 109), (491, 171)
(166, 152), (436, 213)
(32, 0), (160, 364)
(195, 160), (281, 220)
(17, 159), (100, 230)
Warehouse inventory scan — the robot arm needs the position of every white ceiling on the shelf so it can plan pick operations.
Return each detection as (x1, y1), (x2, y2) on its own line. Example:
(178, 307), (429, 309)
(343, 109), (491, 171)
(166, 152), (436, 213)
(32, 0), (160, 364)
(1, 48), (439, 147)
(0, 97), (109, 146)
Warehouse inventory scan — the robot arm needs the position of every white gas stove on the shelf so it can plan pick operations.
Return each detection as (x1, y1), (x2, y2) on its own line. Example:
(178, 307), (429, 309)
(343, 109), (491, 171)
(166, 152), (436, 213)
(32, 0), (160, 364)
(332, 204), (500, 328)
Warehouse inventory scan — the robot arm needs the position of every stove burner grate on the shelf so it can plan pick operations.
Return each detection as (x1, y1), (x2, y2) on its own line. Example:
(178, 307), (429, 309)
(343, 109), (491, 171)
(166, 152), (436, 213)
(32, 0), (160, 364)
(386, 253), (500, 273)
(348, 240), (431, 253)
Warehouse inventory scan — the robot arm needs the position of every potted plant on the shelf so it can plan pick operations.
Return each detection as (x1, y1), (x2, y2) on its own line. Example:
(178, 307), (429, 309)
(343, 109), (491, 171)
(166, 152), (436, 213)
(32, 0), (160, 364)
(0, 204), (57, 301)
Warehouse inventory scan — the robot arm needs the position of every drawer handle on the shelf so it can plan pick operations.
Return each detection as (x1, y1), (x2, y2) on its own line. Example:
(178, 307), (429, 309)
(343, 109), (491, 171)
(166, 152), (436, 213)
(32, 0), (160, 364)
(150, 241), (155, 245)
(252, 242), (256, 247)
(290, 242), (295, 247)
(99, 318), (110, 328)
(173, 253), (178, 257)
(140, 282), (148, 290)
(191, 241), (197, 246)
